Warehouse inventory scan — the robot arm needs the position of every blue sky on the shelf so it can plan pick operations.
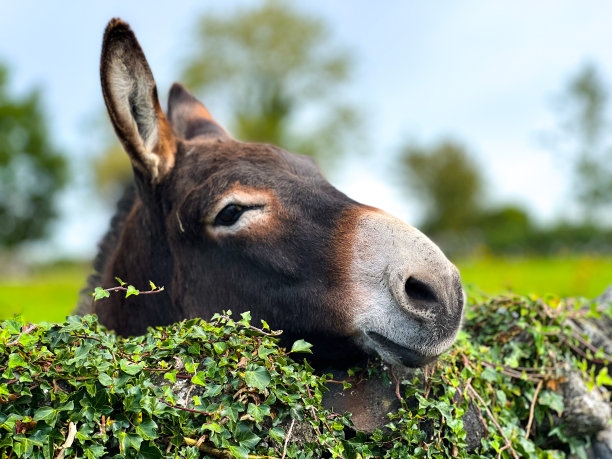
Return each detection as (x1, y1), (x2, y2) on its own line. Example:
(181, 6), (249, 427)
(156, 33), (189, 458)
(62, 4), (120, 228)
(2, 2), (612, 258)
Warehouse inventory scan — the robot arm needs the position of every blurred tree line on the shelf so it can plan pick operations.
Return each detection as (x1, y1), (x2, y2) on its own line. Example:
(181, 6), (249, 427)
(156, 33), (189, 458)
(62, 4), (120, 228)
(0, 64), (66, 250)
(3, 0), (612, 258)
(400, 64), (612, 257)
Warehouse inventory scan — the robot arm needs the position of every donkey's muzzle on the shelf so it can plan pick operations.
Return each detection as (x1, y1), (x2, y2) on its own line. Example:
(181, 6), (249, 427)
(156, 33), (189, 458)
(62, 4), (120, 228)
(344, 209), (464, 367)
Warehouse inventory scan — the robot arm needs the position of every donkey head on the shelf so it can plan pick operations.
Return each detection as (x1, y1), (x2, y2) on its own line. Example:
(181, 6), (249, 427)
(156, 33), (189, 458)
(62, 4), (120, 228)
(94, 19), (464, 367)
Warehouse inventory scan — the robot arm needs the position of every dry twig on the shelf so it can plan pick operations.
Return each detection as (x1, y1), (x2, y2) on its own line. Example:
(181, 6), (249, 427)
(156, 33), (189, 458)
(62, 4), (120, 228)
(525, 379), (543, 440)
(281, 418), (296, 459)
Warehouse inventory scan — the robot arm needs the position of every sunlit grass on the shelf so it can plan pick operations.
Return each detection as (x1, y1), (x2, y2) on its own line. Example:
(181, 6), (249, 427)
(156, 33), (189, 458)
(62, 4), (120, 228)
(0, 262), (89, 323)
(1, 255), (611, 325)
(456, 254), (612, 299)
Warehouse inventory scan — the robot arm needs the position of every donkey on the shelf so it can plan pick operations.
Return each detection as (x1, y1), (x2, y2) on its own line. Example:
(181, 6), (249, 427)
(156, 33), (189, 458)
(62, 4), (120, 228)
(80, 18), (464, 368)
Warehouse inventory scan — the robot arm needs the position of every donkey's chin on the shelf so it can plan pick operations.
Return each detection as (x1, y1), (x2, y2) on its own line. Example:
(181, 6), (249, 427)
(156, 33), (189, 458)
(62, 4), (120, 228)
(364, 331), (440, 367)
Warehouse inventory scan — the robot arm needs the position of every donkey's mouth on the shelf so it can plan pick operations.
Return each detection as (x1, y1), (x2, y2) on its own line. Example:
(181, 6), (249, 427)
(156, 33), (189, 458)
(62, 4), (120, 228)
(365, 331), (438, 368)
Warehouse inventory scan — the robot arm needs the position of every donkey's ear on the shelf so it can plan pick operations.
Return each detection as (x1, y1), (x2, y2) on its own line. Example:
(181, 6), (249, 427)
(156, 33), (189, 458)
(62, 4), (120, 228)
(100, 18), (175, 182)
(167, 83), (229, 140)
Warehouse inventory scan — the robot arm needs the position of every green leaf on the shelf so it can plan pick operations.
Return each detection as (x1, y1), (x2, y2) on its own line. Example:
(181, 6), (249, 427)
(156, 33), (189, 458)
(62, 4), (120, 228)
(213, 341), (227, 354)
(120, 360), (144, 375)
(290, 339), (313, 354)
(204, 384), (223, 398)
(93, 286), (110, 300)
(268, 427), (285, 442)
(115, 277), (126, 286)
(258, 346), (276, 359)
(139, 442), (163, 459)
(538, 390), (564, 415)
(136, 419), (159, 440)
(244, 367), (271, 391)
(84, 444), (107, 458)
(239, 311), (252, 326)
(596, 367), (612, 386)
(118, 432), (143, 453)
(202, 423), (223, 433)
(164, 371), (177, 384)
(184, 361), (199, 374)
(481, 366), (498, 382)
(33, 406), (56, 423)
(149, 280), (157, 290)
(125, 285), (140, 298)
(98, 372), (113, 387)
(237, 430), (261, 449)
(290, 404), (305, 421)
(247, 403), (271, 423)
(8, 353), (27, 368)
(228, 445), (249, 459)
(191, 371), (207, 386)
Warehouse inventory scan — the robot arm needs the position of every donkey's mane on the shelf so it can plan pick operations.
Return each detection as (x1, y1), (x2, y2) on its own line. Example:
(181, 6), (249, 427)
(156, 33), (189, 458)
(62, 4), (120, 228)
(76, 183), (137, 315)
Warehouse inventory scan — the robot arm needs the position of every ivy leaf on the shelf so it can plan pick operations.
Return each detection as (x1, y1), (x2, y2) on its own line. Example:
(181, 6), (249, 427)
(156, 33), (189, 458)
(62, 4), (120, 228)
(191, 371), (207, 386)
(247, 403), (271, 423)
(596, 367), (612, 386)
(84, 444), (107, 458)
(239, 311), (252, 326)
(93, 286), (110, 300)
(33, 406), (56, 423)
(136, 419), (159, 440)
(164, 370), (177, 384)
(120, 359), (144, 375)
(125, 285), (140, 298)
(538, 390), (564, 415)
(8, 353), (27, 368)
(139, 442), (163, 459)
(268, 427), (285, 442)
(258, 346), (276, 359)
(228, 445), (249, 459)
(98, 372), (114, 387)
(213, 341), (227, 354)
(481, 366), (498, 383)
(237, 430), (261, 449)
(290, 339), (313, 354)
(115, 277), (126, 286)
(118, 432), (143, 453)
(244, 367), (271, 391)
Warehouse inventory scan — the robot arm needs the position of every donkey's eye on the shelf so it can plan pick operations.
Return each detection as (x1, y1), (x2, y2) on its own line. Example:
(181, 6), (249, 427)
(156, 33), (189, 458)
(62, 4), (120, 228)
(214, 204), (247, 226)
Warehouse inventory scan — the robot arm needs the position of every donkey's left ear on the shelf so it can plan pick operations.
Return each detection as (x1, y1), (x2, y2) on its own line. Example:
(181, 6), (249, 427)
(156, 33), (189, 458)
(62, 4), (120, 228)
(100, 18), (175, 183)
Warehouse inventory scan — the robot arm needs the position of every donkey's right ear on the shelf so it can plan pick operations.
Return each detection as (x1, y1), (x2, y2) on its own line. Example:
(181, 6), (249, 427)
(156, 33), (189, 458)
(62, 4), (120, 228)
(100, 18), (175, 183)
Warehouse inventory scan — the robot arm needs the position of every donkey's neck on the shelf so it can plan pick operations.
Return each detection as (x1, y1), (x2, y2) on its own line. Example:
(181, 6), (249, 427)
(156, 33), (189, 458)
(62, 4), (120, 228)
(95, 195), (178, 336)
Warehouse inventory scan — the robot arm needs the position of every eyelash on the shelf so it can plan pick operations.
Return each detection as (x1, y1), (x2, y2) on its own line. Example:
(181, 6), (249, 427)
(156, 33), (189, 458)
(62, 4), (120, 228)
(213, 204), (263, 227)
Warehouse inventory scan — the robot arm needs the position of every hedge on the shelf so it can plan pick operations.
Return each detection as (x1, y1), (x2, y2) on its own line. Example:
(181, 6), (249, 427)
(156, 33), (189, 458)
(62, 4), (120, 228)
(1, 293), (610, 458)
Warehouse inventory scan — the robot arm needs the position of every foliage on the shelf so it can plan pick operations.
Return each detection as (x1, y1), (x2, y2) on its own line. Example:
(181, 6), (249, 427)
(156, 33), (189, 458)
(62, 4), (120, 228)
(0, 63), (67, 248)
(1, 293), (610, 458)
(399, 140), (485, 236)
(552, 63), (612, 223)
(181, 0), (360, 166)
(0, 312), (352, 458)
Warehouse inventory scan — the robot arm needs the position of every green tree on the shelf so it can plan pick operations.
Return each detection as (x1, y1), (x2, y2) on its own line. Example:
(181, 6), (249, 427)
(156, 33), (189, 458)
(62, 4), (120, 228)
(181, 1), (359, 165)
(0, 64), (67, 248)
(399, 140), (485, 235)
(556, 64), (612, 222)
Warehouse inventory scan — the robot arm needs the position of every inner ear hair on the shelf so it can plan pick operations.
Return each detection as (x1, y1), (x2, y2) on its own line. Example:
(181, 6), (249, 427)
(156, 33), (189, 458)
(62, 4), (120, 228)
(100, 18), (175, 182)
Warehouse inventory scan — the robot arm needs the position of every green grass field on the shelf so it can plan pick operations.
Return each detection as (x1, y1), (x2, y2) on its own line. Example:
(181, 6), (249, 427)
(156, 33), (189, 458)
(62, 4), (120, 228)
(0, 262), (89, 324)
(1, 255), (611, 324)
(456, 254), (612, 299)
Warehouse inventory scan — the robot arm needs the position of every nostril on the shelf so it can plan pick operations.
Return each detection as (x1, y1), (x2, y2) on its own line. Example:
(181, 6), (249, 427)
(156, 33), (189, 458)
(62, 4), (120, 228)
(404, 276), (438, 303)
